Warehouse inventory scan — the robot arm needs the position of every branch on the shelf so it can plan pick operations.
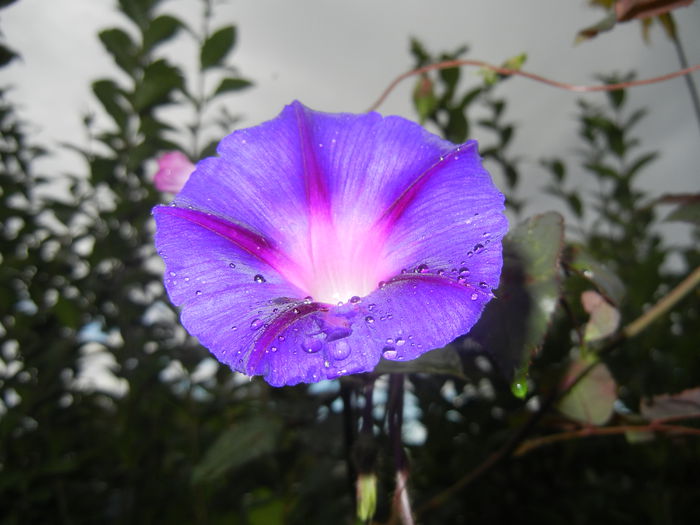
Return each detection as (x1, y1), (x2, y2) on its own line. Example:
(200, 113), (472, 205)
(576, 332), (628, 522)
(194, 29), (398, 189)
(366, 59), (700, 112)
(514, 422), (700, 457)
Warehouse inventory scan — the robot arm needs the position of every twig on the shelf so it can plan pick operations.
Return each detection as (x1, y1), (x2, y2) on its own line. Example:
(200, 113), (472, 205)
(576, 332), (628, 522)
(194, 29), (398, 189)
(514, 423), (700, 457)
(366, 59), (700, 112)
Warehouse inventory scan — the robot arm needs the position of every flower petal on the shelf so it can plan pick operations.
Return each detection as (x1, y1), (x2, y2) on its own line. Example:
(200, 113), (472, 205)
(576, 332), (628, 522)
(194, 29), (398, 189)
(154, 151), (195, 193)
(154, 101), (507, 386)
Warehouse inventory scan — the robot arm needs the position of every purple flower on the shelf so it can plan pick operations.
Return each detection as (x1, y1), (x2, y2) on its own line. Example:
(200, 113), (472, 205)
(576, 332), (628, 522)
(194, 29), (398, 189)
(153, 101), (507, 386)
(154, 151), (195, 193)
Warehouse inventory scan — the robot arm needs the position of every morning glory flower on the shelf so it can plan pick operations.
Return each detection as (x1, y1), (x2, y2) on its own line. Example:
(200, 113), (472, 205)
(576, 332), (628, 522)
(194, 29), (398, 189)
(154, 151), (195, 193)
(153, 101), (507, 386)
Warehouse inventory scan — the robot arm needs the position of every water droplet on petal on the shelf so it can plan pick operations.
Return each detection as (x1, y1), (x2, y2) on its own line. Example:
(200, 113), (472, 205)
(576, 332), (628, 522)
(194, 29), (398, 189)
(466, 251), (474, 258)
(278, 335), (285, 341)
(396, 337), (406, 346)
(479, 281), (489, 289)
(195, 290), (202, 296)
(169, 271), (177, 277)
(382, 347), (398, 359)
(330, 340), (351, 360)
(292, 308), (300, 315)
(231, 325), (237, 331)
(270, 346), (278, 352)
(253, 274), (266, 283)
(378, 281), (388, 289)
(250, 318), (263, 329)
(416, 263), (429, 273)
(301, 338), (323, 354)
(470, 293), (478, 301)
(365, 316), (375, 324)
(368, 303), (376, 311)
(229, 262), (236, 268)
(473, 243), (485, 254)
(386, 338), (394, 345)
(459, 267), (470, 276)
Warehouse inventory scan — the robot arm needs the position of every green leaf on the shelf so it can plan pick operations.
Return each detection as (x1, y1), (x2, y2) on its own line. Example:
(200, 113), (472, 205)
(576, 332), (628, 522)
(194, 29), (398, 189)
(412, 75), (437, 124)
(99, 28), (138, 74)
(214, 77), (254, 96)
(575, 11), (617, 43)
(92, 80), (129, 129)
(558, 355), (617, 425)
(467, 212), (565, 385)
(192, 414), (282, 484)
(374, 345), (465, 379)
(142, 15), (183, 52)
(665, 198), (700, 226)
(445, 108), (468, 143)
(0, 43), (17, 67)
(640, 387), (700, 420)
(565, 244), (625, 305)
(132, 59), (183, 112)
(581, 290), (620, 342)
(624, 152), (657, 179)
(200, 26), (237, 70)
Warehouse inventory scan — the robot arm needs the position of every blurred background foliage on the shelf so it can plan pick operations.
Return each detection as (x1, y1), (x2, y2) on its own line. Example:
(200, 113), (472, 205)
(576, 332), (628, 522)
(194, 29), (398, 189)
(1, 0), (699, 523)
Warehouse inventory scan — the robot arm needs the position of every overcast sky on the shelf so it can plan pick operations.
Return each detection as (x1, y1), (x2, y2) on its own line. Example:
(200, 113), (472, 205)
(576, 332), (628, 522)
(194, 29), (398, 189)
(4, 0), (700, 221)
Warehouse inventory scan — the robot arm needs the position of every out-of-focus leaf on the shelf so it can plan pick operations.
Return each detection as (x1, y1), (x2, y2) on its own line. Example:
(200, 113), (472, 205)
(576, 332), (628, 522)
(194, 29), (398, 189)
(625, 151), (657, 179)
(467, 212), (565, 390)
(0, 44), (17, 66)
(192, 414), (282, 484)
(132, 59), (183, 111)
(412, 75), (437, 124)
(214, 77), (254, 96)
(581, 290), (620, 342)
(665, 199), (700, 225)
(640, 387), (700, 420)
(92, 80), (129, 129)
(99, 28), (138, 74)
(615, 0), (693, 22)
(559, 355), (617, 425)
(142, 15), (183, 52)
(375, 345), (464, 379)
(566, 244), (625, 305)
(200, 26), (236, 70)
(576, 11), (617, 43)
(445, 108), (467, 143)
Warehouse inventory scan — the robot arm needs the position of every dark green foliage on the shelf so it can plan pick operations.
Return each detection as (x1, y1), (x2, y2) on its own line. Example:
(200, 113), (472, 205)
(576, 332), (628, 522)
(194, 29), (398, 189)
(1, 8), (699, 525)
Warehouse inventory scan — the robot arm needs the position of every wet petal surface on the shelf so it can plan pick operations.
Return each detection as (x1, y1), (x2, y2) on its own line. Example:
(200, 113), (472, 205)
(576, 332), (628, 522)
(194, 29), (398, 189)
(154, 101), (507, 386)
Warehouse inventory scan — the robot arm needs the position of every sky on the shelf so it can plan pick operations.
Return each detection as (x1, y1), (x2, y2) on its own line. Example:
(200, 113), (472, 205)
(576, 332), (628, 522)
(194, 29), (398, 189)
(3, 0), (700, 221)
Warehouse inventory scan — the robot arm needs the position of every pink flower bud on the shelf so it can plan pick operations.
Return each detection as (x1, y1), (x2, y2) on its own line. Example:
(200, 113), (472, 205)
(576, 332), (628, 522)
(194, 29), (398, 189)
(154, 151), (195, 193)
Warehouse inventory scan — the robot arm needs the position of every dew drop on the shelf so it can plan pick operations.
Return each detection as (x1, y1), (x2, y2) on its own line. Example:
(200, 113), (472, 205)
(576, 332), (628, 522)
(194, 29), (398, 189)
(292, 308), (300, 315)
(253, 274), (266, 283)
(330, 340), (351, 360)
(382, 347), (398, 359)
(195, 290), (202, 296)
(466, 251), (474, 258)
(231, 325), (237, 331)
(349, 296), (362, 304)
(229, 262), (236, 268)
(301, 338), (323, 354)
(385, 338), (394, 345)
(459, 267), (470, 276)
(250, 318), (263, 330)
(378, 281), (388, 289)
(470, 293), (478, 301)
(368, 303), (376, 311)
(324, 360), (330, 368)
(473, 243), (485, 253)
(416, 263), (429, 273)
(270, 346), (278, 353)
(277, 335), (286, 341)
(396, 337), (406, 346)
(169, 271), (177, 277)
(479, 281), (489, 289)
(365, 316), (375, 324)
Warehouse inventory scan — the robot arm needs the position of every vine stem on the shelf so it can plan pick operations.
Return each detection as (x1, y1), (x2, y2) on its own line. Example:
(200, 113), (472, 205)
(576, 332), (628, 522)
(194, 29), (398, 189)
(415, 264), (700, 517)
(366, 59), (700, 112)
(387, 374), (415, 525)
(514, 420), (700, 457)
